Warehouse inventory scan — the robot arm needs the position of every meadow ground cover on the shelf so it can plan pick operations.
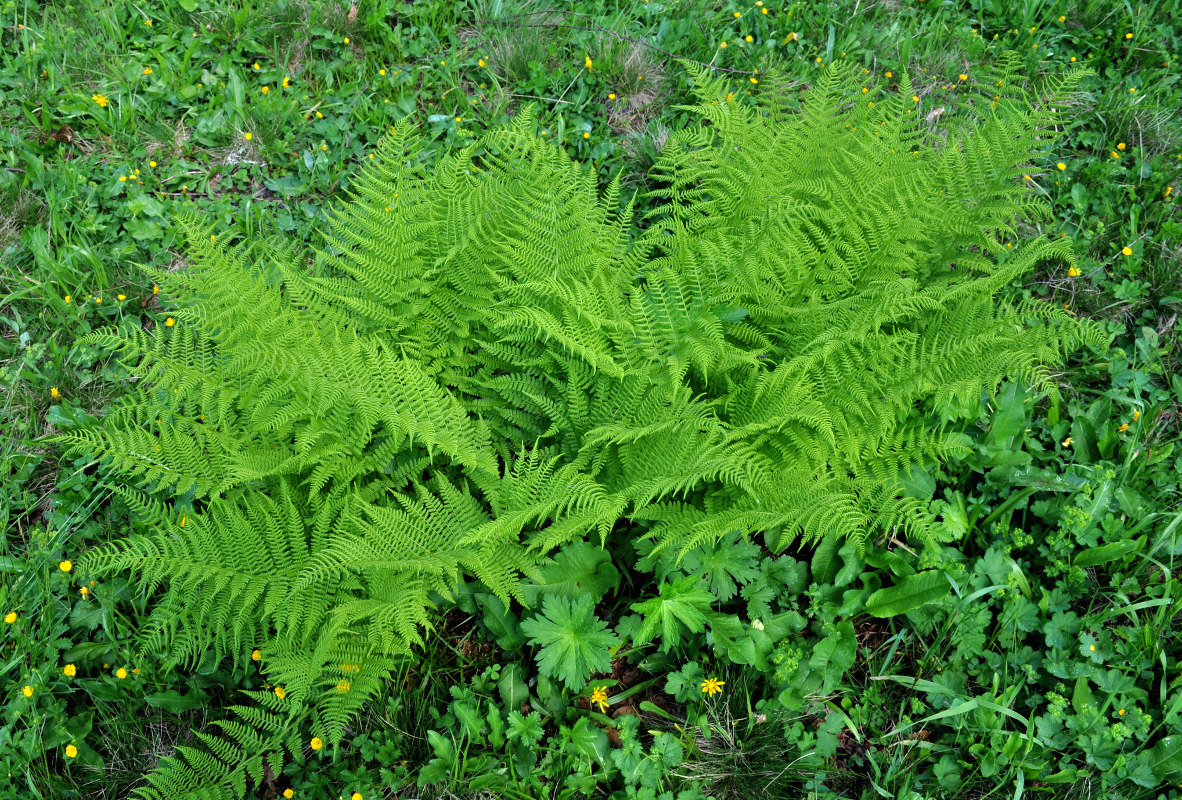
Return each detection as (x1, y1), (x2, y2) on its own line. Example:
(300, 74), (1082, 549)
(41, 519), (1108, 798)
(1, 1), (1180, 798)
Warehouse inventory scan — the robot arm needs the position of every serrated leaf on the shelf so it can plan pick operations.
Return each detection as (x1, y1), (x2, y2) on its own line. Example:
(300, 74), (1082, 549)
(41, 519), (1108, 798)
(630, 576), (716, 651)
(520, 595), (618, 691)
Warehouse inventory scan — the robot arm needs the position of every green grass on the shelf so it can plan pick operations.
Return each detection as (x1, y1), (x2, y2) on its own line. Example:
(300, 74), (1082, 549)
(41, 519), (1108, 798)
(1, 0), (1180, 797)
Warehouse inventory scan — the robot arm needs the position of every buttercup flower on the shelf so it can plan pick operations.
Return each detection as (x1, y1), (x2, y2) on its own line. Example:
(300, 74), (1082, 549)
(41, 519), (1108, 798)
(251, 649), (261, 661)
(310, 736), (323, 750)
(117, 294), (126, 300)
(66, 744), (78, 758)
(283, 76), (291, 87)
(92, 93), (108, 107)
(585, 56), (593, 70)
(284, 791), (294, 799)
(1057, 162), (1066, 171)
(701, 677), (725, 697)
(1119, 423), (1129, 432)
(1117, 142), (1126, 150)
(590, 686), (609, 713)
(51, 387), (62, 400)
(4, 612), (15, 624)
(1122, 246), (1132, 256)
(165, 317), (175, 327)
(275, 686), (286, 699)
(116, 668), (128, 679)
(244, 132), (253, 140)
(59, 560), (72, 572)
(1067, 266), (1080, 277)
(352, 794), (362, 800)
(64, 664), (76, 677)
(22, 685), (33, 697)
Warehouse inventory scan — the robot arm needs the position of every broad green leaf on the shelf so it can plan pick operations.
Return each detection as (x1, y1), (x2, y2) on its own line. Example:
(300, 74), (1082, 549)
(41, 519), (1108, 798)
(1145, 736), (1182, 781)
(520, 595), (619, 691)
(1074, 539), (1140, 567)
(519, 542), (619, 606)
(630, 576), (715, 652)
(865, 570), (950, 617)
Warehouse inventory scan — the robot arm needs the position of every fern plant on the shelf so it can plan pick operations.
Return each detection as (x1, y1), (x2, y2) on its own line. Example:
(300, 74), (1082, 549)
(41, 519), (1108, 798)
(61, 57), (1101, 797)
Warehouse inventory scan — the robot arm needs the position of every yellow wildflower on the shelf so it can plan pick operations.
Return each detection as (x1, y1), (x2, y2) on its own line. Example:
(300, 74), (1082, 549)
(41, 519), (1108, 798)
(165, 317), (175, 327)
(701, 677), (725, 697)
(1122, 246), (1132, 256)
(80, 586), (89, 597)
(720, 41), (727, 48)
(66, 744), (78, 758)
(344, 37), (350, 44)
(1125, 32), (1133, 39)
(1133, 410), (1140, 421)
(284, 791), (294, 799)
(251, 649), (261, 661)
(608, 92), (616, 100)
(733, 10), (740, 17)
(22, 685), (33, 698)
(478, 59), (486, 67)
(261, 85), (269, 94)
(51, 387), (62, 400)
(64, 664), (76, 677)
(1059, 15), (1066, 22)
(253, 62), (260, 70)
(1119, 423), (1129, 432)
(3, 612), (15, 624)
(1117, 142), (1126, 150)
(1057, 162), (1066, 171)
(585, 56), (593, 70)
(1067, 266), (1080, 277)
(583, 132), (590, 138)
(93, 93), (109, 107)
(310, 737), (323, 750)
(959, 73), (968, 81)
(283, 76), (291, 87)
(352, 794), (362, 800)
(116, 668), (127, 679)
(590, 686), (609, 713)
(1062, 437), (1073, 447)
(745, 35), (753, 43)
(143, 67), (152, 75)
(59, 560), (72, 572)
(64, 294), (72, 303)
(244, 132), (253, 140)
(275, 686), (286, 699)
